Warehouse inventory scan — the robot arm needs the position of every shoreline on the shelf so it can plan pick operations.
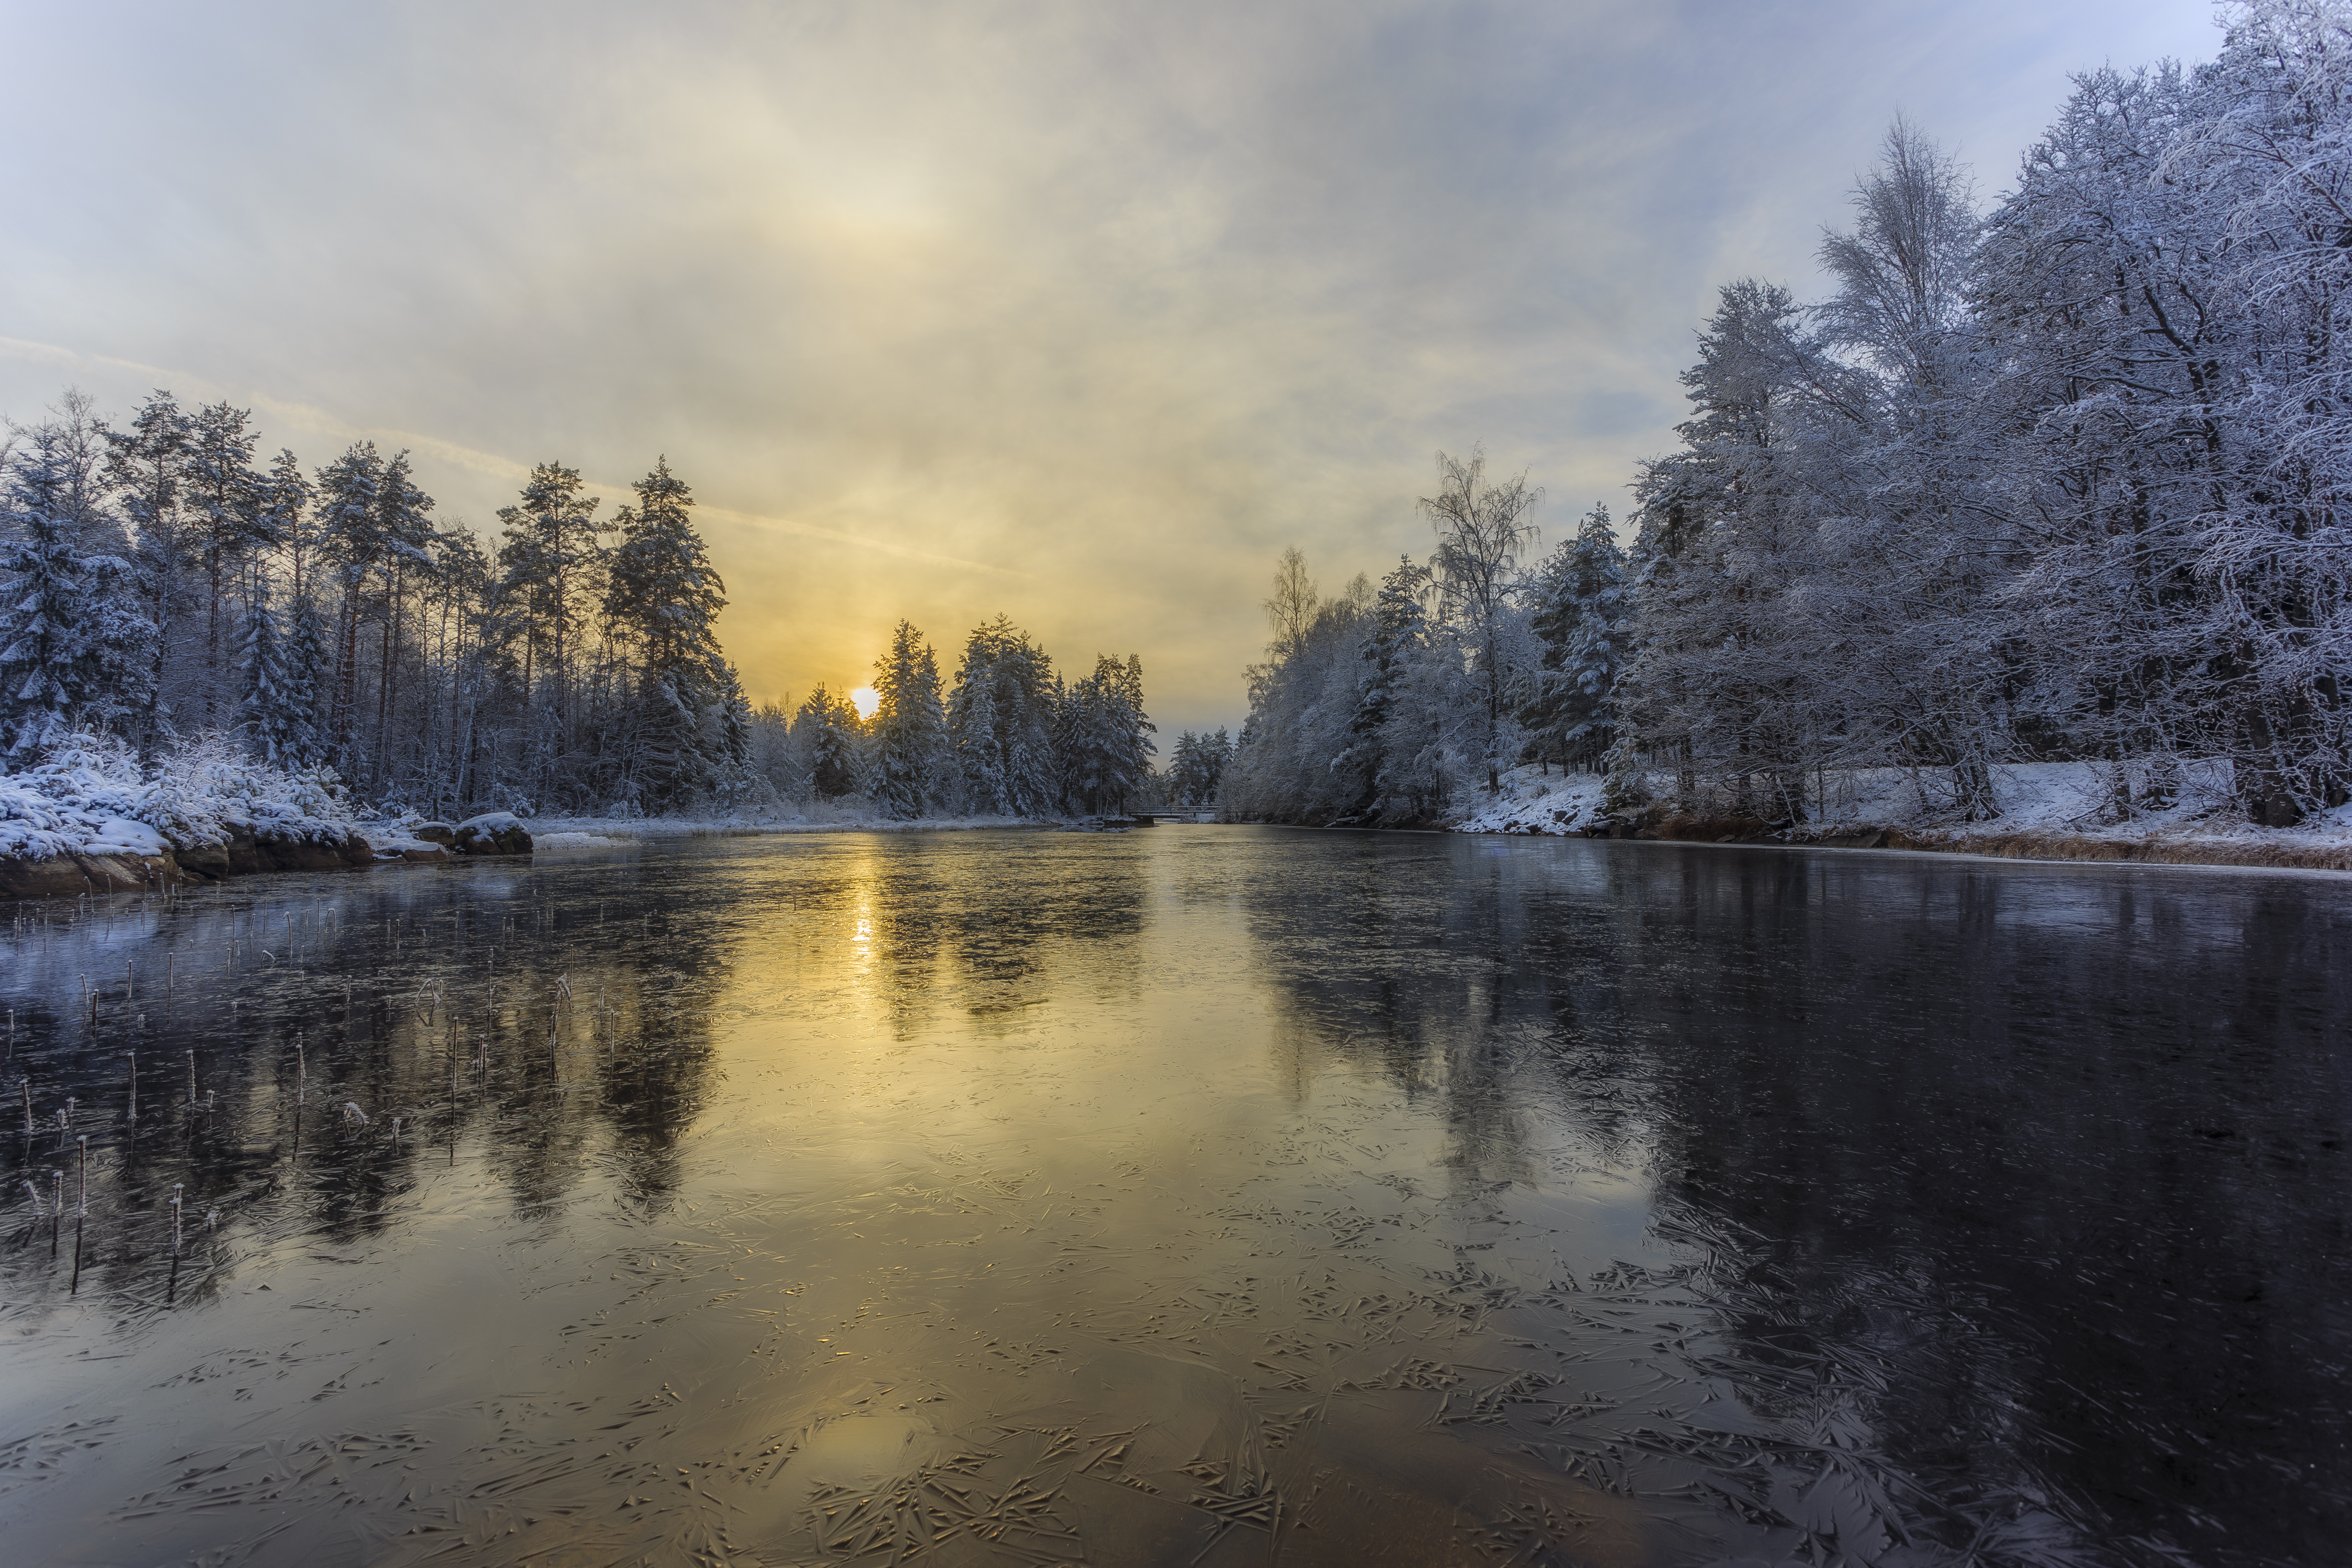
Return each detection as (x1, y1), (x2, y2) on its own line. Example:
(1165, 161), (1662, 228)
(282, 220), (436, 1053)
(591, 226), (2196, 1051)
(0, 813), (1102, 900)
(0, 829), (379, 900)
(1253, 815), (2352, 873)
(1474, 822), (2352, 875)
(1418, 761), (2352, 876)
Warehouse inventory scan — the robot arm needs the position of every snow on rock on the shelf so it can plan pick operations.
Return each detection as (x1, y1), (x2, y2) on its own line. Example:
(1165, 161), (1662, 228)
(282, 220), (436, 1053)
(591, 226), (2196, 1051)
(86, 817), (169, 856)
(453, 813), (533, 855)
(360, 827), (452, 863)
(531, 832), (626, 852)
(0, 733), (363, 893)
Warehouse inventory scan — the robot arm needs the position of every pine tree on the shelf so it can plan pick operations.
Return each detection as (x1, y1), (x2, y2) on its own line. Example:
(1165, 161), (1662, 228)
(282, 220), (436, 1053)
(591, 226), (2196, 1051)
(605, 458), (730, 810)
(312, 441), (383, 763)
(796, 684), (865, 798)
(1335, 557), (1428, 813)
(1523, 505), (1629, 770)
(105, 390), (194, 747)
(182, 400), (268, 712)
(872, 620), (951, 818)
(949, 616), (1058, 817)
(496, 461), (606, 767)
(0, 421), (149, 757)
(237, 579), (299, 765)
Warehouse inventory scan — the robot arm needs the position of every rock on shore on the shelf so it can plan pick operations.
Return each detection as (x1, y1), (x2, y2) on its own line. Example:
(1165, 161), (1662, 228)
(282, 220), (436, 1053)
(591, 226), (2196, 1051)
(0, 827), (376, 899)
(452, 813), (533, 855)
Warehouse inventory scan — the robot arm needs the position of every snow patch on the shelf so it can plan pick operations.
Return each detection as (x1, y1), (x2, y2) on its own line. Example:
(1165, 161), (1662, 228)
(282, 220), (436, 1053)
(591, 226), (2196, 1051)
(1, 732), (354, 867)
(532, 832), (627, 851)
(1451, 771), (1612, 835)
(1447, 759), (2352, 860)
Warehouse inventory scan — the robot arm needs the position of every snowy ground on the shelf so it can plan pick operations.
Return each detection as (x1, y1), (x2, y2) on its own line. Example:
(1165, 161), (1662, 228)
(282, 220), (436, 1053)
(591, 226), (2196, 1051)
(1449, 759), (2352, 864)
(0, 735), (353, 865)
(1449, 770), (1613, 835)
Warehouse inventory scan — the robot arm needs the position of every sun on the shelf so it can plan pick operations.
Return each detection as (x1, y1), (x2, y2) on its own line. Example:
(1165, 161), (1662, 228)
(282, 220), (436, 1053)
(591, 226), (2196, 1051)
(849, 686), (881, 721)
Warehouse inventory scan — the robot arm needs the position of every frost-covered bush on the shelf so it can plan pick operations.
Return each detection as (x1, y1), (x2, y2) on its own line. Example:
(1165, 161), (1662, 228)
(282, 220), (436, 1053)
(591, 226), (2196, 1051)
(0, 731), (354, 862)
(145, 733), (353, 847)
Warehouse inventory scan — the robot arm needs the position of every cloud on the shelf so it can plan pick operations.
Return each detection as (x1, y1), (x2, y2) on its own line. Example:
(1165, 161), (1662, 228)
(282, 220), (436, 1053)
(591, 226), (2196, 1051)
(0, 0), (2219, 732)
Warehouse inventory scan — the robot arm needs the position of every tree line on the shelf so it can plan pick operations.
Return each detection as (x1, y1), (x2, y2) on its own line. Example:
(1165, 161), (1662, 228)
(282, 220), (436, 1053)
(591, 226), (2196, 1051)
(0, 391), (1157, 821)
(0, 390), (746, 818)
(748, 619), (1157, 818)
(1231, 1), (2352, 830)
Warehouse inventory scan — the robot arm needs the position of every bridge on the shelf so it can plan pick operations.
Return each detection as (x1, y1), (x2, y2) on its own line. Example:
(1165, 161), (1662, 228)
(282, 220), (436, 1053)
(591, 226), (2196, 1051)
(1126, 810), (1220, 825)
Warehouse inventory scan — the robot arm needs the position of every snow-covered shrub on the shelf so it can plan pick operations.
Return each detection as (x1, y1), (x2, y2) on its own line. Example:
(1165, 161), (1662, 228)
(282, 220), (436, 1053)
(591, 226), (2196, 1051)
(146, 733), (353, 847)
(0, 730), (354, 862)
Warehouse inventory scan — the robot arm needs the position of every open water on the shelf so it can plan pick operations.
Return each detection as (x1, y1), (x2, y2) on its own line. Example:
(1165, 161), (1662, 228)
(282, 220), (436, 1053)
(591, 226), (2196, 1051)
(0, 826), (2346, 1566)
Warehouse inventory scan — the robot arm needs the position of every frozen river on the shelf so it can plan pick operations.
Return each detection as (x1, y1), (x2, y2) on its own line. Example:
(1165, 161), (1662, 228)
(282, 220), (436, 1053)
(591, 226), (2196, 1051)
(0, 826), (2346, 1566)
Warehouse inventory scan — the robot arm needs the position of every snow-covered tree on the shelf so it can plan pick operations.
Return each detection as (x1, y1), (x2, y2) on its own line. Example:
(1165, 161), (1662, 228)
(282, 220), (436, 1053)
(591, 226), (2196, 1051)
(1421, 447), (1541, 792)
(949, 616), (1059, 816)
(1222, 554), (1380, 823)
(105, 390), (194, 747)
(497, 460), (606, 770)
(1056, 652), (1155, 814)
(0, 418), (149, 757)
(871, 619), (952, 818)
(181, 399), (270, 712)
(1167, 727), (1234, 807)
(1523, 505), (1629, 771)
(604, 457), (732, 811)
(794, 684), (865, 799)
(237, 579), (300, 766)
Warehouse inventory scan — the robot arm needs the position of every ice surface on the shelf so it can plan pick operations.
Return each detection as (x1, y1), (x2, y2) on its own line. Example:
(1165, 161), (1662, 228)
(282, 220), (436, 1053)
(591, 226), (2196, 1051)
(1, 828), (2345, 1565)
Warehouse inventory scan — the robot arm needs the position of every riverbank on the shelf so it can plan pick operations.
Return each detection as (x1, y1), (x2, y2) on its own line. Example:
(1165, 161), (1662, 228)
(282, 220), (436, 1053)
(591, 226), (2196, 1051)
(1448, 761), (2352, 872)
(0, 770), (1087, 899)
(0, 737), (552, 898)
(0, 739), (371, 898)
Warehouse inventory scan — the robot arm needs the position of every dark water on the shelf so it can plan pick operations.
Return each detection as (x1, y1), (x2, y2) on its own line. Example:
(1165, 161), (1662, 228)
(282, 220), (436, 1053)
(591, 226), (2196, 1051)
(0, 828), (2346, 1567)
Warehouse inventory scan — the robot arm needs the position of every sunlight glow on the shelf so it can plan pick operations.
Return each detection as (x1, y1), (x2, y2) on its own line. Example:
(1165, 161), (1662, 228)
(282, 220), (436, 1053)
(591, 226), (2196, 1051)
(849, 686), (881, 720)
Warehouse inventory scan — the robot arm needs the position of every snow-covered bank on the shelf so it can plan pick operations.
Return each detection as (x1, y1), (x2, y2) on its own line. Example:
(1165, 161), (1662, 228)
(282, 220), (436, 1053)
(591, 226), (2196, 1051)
(1447, 761), (2352, 872)
(0, 736), (374, 897)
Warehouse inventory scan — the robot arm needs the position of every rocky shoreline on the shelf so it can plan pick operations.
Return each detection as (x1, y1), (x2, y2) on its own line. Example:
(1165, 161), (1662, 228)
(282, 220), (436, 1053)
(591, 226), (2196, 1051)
(0, 813), (537, 900)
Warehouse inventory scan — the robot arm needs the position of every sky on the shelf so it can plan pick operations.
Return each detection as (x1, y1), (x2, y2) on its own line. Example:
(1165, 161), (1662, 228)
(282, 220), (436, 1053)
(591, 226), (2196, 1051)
(0, 0), (2222, 740)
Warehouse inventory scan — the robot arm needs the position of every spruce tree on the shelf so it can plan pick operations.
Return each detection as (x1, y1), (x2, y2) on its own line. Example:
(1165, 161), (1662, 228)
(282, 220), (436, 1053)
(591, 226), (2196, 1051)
(1336, 557), (1428, 812)
(796, 684), (864, 798)
(237, 580), (299, 766)
(1524, 505), (1629, 770)
(282, 591), (332, 770)
(873, 620), (950, 818)
(0, 424), (146, 757)
(604, 458), (729, 810)
(949, 616), (1058, 816)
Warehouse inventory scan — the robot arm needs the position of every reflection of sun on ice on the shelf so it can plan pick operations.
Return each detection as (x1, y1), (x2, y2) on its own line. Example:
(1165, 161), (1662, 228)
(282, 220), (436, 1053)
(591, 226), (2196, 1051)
(850, 686), (880, 720)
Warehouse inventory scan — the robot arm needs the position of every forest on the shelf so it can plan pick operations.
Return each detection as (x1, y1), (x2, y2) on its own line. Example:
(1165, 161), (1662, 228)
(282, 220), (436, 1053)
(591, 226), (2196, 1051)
(1229, 2), (2352, 832)
(0, 396), (1156, 824)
